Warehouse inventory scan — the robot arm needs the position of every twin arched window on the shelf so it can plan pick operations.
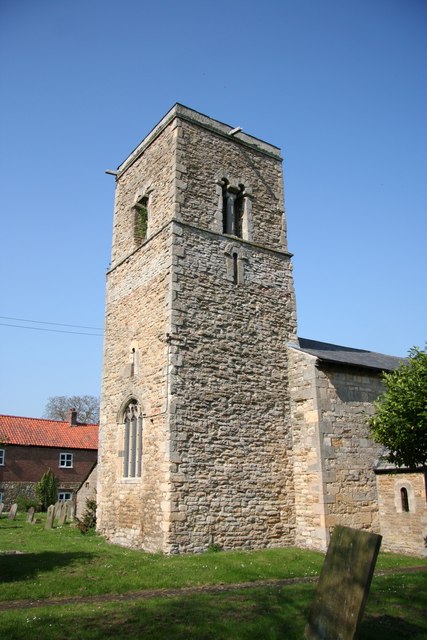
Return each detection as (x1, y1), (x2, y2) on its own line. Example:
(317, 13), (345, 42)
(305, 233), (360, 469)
(221, 179), (246, 238)
(122, 400), (143, 478)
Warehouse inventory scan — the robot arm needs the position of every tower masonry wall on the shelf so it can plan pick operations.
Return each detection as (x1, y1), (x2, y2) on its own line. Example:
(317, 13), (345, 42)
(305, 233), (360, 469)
(97, 225), (172, 552)
(164, 223), (296, 553)
(174, 118), (288, 251)
(111, 118), (178, 268)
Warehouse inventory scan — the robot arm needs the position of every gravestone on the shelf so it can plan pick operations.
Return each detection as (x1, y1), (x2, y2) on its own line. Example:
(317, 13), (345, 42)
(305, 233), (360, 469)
(66, 500), (76, 522)
(26, 507), (35, 523)
(0, 503), (4, 517)
(305, 526), (382, 640)
(53, 501), (61, 519)
(45, 504), (55, 529)
(58, 502), (67, 526)
(8, 503), (18, 520)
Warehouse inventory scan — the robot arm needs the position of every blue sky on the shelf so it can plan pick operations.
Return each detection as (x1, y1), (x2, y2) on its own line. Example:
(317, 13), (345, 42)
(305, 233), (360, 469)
(1, 0), (426, 418)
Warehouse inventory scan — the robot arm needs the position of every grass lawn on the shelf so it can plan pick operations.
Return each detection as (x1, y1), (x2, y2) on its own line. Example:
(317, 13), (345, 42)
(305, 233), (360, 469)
(1, 514), (426, 639)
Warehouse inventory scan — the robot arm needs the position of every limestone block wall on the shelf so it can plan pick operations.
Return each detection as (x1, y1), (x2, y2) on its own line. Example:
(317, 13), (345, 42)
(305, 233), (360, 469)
(164, 223), (296, 553)
(376, 471), (427, 556)
(319, 364), (383, 535)
(97, 225), (172, 552)
(111, 118), (178, 267)
(76, 464), (97, 519)
(289, 350), (384, 551)
(289, 348), (329, 551)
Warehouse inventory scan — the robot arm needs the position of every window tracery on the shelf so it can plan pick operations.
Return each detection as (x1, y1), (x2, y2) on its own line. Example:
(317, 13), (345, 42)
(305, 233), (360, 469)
(122, 399), (143, 478)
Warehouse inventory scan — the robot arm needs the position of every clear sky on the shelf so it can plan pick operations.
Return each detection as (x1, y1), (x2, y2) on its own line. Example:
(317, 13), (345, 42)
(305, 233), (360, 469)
(1, 0), (426, 419)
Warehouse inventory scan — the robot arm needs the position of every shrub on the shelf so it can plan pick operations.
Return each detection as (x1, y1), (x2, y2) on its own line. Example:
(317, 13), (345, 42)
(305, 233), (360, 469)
(76, 499), (97, 534)
(16, 495), (38, 512)
(36, 469), (58, 511)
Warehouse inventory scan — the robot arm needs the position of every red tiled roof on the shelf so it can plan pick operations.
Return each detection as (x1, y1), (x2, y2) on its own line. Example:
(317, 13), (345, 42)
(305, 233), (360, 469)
(0, 414), (98, 450)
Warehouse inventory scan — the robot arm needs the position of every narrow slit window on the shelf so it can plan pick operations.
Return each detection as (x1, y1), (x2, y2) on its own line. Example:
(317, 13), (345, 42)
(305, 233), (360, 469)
(400, 487), (409, 512)
(134, 196), (149, 245)
(233, 252), (239, 285)
(234, 187), (244, 238)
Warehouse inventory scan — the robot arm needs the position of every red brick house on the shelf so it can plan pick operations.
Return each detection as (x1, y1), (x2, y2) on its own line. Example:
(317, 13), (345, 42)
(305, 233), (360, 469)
(0, 410), (98, 508)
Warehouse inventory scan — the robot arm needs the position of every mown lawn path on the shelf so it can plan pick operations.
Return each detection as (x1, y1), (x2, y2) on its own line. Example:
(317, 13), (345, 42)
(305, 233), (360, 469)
(2, 565), (426, 611)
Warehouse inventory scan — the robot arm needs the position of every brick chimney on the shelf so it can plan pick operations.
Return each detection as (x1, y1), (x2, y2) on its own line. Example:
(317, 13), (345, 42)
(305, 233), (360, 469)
(68, 408), (78, 426)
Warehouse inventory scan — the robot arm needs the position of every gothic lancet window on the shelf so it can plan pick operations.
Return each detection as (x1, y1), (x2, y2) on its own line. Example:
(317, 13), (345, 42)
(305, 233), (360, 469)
(122, 399), (143, 478)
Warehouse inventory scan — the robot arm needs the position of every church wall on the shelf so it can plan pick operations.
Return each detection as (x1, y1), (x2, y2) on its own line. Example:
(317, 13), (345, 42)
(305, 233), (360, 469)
(289, 348), (329, 551)
(289, 352), (385, 550)
(376, 471), (427, 556)
(317, 364), (383, 535)
(97, 225), (172, 552)
(164, 223), (296, 553)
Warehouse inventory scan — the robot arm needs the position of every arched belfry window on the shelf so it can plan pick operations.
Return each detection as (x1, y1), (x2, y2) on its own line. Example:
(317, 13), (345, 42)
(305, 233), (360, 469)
(122, 399), (143, 478)
(221, 180), (246, 238)
(400, 487), (410, 512)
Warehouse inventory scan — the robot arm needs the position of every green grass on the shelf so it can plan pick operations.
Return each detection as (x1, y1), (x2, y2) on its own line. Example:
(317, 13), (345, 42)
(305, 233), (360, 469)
(0, 514), (426, 639)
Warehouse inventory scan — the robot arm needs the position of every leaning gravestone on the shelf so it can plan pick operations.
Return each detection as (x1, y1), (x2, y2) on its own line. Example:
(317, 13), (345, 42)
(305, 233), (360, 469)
(66, 500), (76, 522)
(45, 504), (55, 530)
(305, 526), (382, 640)
(0, 503), (4, 517)
(8, 503), (18, 520)
(53, 501), (61, 519)
(26, 507), (35, 523)
(57, 502), (67, 526)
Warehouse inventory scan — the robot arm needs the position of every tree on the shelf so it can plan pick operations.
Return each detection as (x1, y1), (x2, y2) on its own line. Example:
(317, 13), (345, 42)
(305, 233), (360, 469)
(44, 395), (99, 424)
(36, 469), (58, 511)
(369, 346), (427, 468)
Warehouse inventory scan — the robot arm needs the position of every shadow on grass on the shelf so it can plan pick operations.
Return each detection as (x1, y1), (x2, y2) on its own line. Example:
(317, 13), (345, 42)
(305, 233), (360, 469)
(0, 551), (95, 583)
(361, 614), (426, 639)
(1, 585), (315, 640)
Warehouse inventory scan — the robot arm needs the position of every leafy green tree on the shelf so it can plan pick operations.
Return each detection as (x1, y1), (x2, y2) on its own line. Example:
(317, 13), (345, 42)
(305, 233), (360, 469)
(369, 346), (427, 468)
(36, 469), (58, 511)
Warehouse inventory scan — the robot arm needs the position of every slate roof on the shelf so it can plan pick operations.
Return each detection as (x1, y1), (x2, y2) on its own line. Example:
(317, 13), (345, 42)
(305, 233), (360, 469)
(0, 414), (98, 449)
(289, 337), (405, 372)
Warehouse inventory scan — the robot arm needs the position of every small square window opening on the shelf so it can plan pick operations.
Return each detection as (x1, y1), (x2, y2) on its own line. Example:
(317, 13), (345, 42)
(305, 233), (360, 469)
(59, 452), (73, 468)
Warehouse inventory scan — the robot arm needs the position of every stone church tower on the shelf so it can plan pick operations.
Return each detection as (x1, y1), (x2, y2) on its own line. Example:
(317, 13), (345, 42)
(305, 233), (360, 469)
(97, 104), (297, 553)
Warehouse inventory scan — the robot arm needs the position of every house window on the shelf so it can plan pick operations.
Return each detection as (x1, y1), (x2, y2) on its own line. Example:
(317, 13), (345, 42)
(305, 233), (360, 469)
(58, 491), (72, 502)
(400, 487), (410, 512)
(59, 452), (73, 468)
(0, 449), (4, 465)
(133, 195), (149, 245)
(122, 399), (143, 478)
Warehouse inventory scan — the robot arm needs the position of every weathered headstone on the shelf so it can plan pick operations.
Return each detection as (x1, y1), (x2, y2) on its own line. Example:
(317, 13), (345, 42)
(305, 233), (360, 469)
(45, 504), (55, 529)
(58, 502), (67, 526)
(26, 507), (35, 523)
(53, 501), (61, 519)
(66, 500), (76, 522)
(305, 526), (382, 640)
(8, 503), (18, 520)
(0, 503), (4, 517)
